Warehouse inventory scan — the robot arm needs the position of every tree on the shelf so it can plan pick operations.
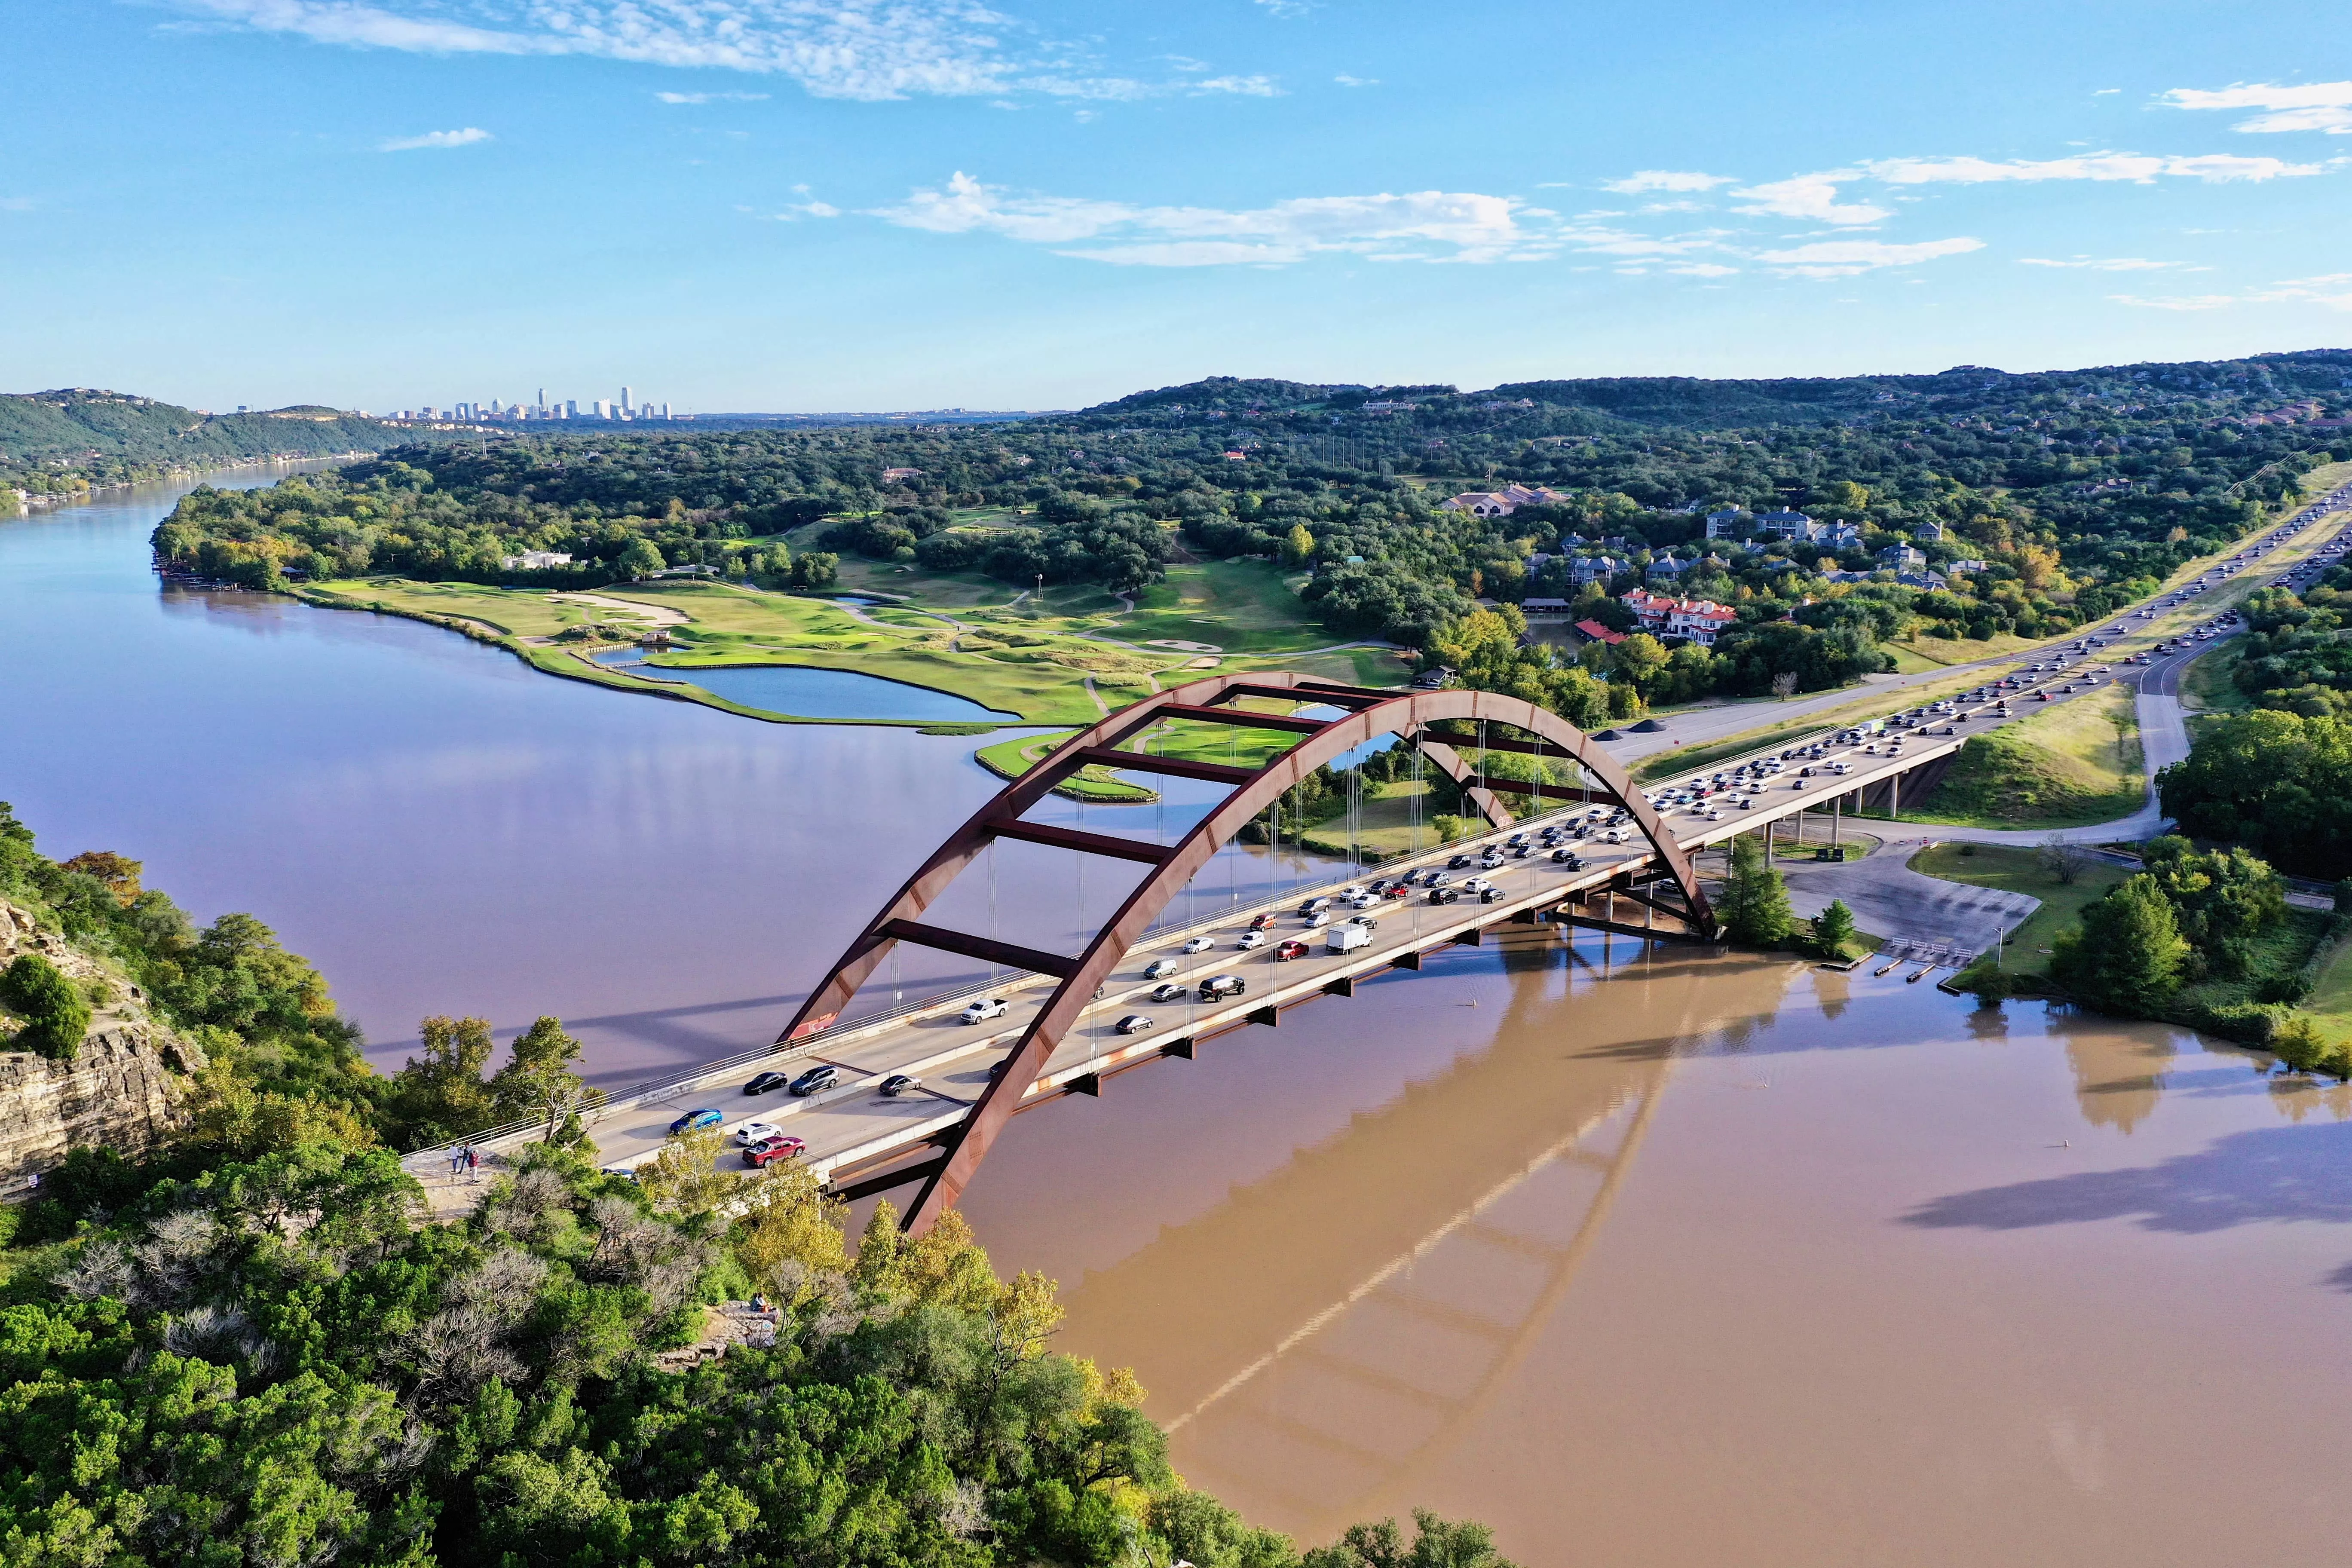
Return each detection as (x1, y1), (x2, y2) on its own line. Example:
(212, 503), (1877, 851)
(487, 1015), (596, 1142)
(614, 538), (664, 580)
(1809, 898), (1858, 959)
(2051, 874), (2190, 1015)
(2036, 834), (2088, 885)
(1302, 1509), (1520, 1568)
(386, 1014), (497, 1146)
(1717, 835), (1794, 945)
(0, 954), (91, 1060)
(1281, 522), (1316, 568)
(788, 550), (839, 588)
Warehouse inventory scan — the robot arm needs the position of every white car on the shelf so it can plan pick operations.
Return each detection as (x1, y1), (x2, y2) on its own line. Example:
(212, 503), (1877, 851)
(1238, 930), (1268, 949)
(1182, 935), (1214, 954)
(960, 998), (1008, 1025)
(1463, 876), (1494, 893)
(1305, 910), (1332, 928)
(735, 1121), (785, 1146)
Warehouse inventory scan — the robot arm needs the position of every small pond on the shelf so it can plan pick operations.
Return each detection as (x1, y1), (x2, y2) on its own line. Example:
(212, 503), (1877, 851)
(591, 649), (1018, 723)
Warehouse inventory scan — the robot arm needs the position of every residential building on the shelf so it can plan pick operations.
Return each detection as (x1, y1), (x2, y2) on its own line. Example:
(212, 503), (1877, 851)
(1573, 619), (1626, 646)
(1645, 553), (1689, 581)
(1877, 545), (1926, 573)
(882, 467), (925, 482)
(1821, 522), (1864, 548)
(500, 551), (574, 571)
(1439, 482), (1573, 518)
(1622, 588), (1738, 646)
(1569, 555), (1625, 588)
(1754, 509), (1817, 542)
(1705, 507), (1750, 539)
(1947, 557), (1988, 575)
(1893, 571), (1949, 591)
(1915, 521), (1945, 542)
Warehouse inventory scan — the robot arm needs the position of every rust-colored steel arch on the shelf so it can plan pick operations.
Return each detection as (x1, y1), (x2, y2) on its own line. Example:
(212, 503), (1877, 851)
(771, 671), (1711, 1234)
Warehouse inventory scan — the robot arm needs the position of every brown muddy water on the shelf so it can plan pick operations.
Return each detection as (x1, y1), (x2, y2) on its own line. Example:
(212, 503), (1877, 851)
(10, 477), (2352, 1563)
(962, 934), (2352, 1566)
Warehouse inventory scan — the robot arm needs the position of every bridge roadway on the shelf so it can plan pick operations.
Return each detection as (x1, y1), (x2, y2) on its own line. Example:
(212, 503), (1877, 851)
(412, 477), (2352, 1197)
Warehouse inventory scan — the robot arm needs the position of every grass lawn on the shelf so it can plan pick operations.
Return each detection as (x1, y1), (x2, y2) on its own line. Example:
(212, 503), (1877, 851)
(1891, 629), (2044, 666)
(1113, 561), (1329, 653)
(1908, 842), (2129, 978)
(2181, 640), (2249, 715)
(1900, 680), (2144, 830)
(309, 578), (597, 638)
(2299, 928), (2352, 1046)
(1882, 644), (1946, 675)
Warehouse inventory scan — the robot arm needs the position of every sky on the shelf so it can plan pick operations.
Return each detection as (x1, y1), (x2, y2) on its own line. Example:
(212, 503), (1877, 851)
(6, 0), (2350, 411)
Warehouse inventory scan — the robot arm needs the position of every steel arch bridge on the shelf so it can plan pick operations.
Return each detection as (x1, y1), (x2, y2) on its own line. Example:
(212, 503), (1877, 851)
(772, 671), (1714, 1234)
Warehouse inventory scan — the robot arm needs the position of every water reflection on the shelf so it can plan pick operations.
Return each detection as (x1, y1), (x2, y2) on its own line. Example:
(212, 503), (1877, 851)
(2057, 1015), (2180, 1133)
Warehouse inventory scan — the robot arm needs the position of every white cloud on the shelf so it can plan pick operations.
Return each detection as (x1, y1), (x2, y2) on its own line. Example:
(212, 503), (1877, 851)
(2019, 255), (2197, 271)
(871, 171), (1544, 265)
(1667, 262), (1739, 277)
(1333, 74), (1378, 88)
(380, 126), (492, 150)
(1191, 75), (1280, 96)
(1252, 0), (1313, 14)
(1870, 151), (2323, 184)
(2257, 274), (2352, 309)
(170, 0), (1205, 103)
(2163, 80), (2352, 135)
(1602, 170), (1735, 194)
(2111, 293), (2239, 311)
(769, 199), (841, 220)
(1756, 237), (1983, 277)
(655, 90), (770, 104)
(1730, 172), (1890, 226)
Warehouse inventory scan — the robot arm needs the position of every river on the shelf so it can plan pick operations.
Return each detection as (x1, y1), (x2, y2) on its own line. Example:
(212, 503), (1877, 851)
(7, 471), (2352, 1564)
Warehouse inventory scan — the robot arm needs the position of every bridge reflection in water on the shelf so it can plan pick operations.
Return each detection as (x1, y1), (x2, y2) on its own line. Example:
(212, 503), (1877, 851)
(1026, 925), (1737, 1540)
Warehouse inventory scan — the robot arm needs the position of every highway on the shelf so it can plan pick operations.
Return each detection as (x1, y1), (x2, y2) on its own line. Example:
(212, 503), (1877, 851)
(405, 476), (2352, 1201)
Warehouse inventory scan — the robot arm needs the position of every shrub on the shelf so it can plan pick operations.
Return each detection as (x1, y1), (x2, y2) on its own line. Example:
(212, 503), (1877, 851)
(0, 954), (92, 1060)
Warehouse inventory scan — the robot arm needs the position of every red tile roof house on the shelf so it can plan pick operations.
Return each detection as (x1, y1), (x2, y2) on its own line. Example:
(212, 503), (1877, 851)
(1573, 619), (1626, 646)
(1621, 588), (1738, 646)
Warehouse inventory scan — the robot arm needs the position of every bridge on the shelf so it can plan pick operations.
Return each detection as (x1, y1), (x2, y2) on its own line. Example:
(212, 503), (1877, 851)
(404, 478), (2352, 1230)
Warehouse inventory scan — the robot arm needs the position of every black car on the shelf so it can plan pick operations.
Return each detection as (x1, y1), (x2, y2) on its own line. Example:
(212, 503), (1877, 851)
(1511, 845), (1534, 858)
(743, 1070), (792, 1096)
(1115, 1014), (1152, 1035)
(1149, 982), (1188, 1004)
(879, 1074), (920, 1097)
(788, 1065), (840, 1097)
(1197, 974), (1247, 1001)
(1479, 887), (1504, 903)
(1427, 887), (1461, 905)
(1448, 854), (1475, 869)
(1551, 848), (1583, 866)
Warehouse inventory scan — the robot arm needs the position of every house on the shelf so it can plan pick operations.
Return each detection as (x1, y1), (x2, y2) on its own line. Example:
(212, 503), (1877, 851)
(1622, 588), (1738, 646)
(1915, 521), (1945, 542)
(1755, 509), (1817, 541)
(1412, 665), (1453, 689)
(881, 467), (925, 482)
(1877, 545), (1926, 572)
(1705, 508), (1750, 539)
(1893, 571), (1949, 591)
(501, 551), (574, 570)
(1645, 553), (1688, 581)
(1223, 450), (1249, 461)
(1569, 555), (1625, 588)
(1947, 557), (1988, 575)
(1821, 523), (1864, 548)
(1439, 483), (1572, 518)
(1573, 619), (1626, 646)
(1362, 400), (1421, 414)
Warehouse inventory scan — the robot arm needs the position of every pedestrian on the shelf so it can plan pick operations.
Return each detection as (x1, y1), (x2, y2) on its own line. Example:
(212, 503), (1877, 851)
(450, 1146), (464, 1182)
(466, 1147), (480, 1183)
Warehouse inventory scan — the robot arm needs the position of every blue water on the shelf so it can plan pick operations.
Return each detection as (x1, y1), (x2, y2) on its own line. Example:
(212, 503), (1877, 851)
(591, 649), (1017, 723)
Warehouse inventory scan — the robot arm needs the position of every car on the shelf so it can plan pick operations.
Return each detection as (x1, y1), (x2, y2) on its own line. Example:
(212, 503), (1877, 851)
(1144, 959), (1180, 980)
(960, 998), (1008, 1025)
(1276, 939), (1310, 960)
(1449, 854), (1475, 869)
(1182, 935), (1214, 954)
(1427, 887), (1461, 905)
(879, 1074), (921, 1097)
(1349, 892), (1377, 908)
(1550, 849), (1583, 867)
(1479, 887), (1505, 903)
(1366, 878), (1394, 895)
(742, 1135), (805, 1168)
(788, 1065), (839, 1096)
(1296, 896), (1332, 916)
(1427, 872), (1451, 887)
(670, 1108), (723, 1135)
(1384, 883), (1414, 900)
(1305, 910), (1332, 928)
(735, 1120), (785, 1146)
(1238, 930), (1268, 949)
(1346, 913), (1379, 931)
(1463, 877), (1493, 893)
(1197, 974), (1247, 1001)
(1115, 1014), (1153, 1035)
(743, 1070), (792, 1096)
(1511, 845), (1534, 858)
(1248, 911), (1278, 930)
(1149, 982), (1188, 1003)
(600, 1165), (640, 1184)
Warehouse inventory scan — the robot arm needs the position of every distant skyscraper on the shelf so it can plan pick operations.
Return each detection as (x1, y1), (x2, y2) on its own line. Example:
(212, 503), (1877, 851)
(564, 400), (578, 418)
(661, 402), (671, 419)
(620, 385), (632, 414)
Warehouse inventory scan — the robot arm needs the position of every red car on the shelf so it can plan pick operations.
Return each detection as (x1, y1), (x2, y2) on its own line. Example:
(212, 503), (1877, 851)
(742, 1136), (805, 1168)
(1275, 939), (1310, 960)
(1383, 884), (1413, 900)
(1249, 912), (1278, 931)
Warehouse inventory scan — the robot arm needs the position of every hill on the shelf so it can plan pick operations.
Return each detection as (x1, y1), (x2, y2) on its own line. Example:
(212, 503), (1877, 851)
(0, 388), (413, 496)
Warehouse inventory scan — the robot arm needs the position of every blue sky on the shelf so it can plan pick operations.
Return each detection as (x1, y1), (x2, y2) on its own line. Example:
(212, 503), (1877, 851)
(8, 0), (2349, 410)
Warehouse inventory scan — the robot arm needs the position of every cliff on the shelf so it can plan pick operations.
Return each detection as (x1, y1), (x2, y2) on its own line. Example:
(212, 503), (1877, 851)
(0, 900), (203, 1197)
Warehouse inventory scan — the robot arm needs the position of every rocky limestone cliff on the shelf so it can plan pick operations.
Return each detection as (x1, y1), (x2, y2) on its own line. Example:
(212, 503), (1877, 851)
(0, 898), (204, 1198)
